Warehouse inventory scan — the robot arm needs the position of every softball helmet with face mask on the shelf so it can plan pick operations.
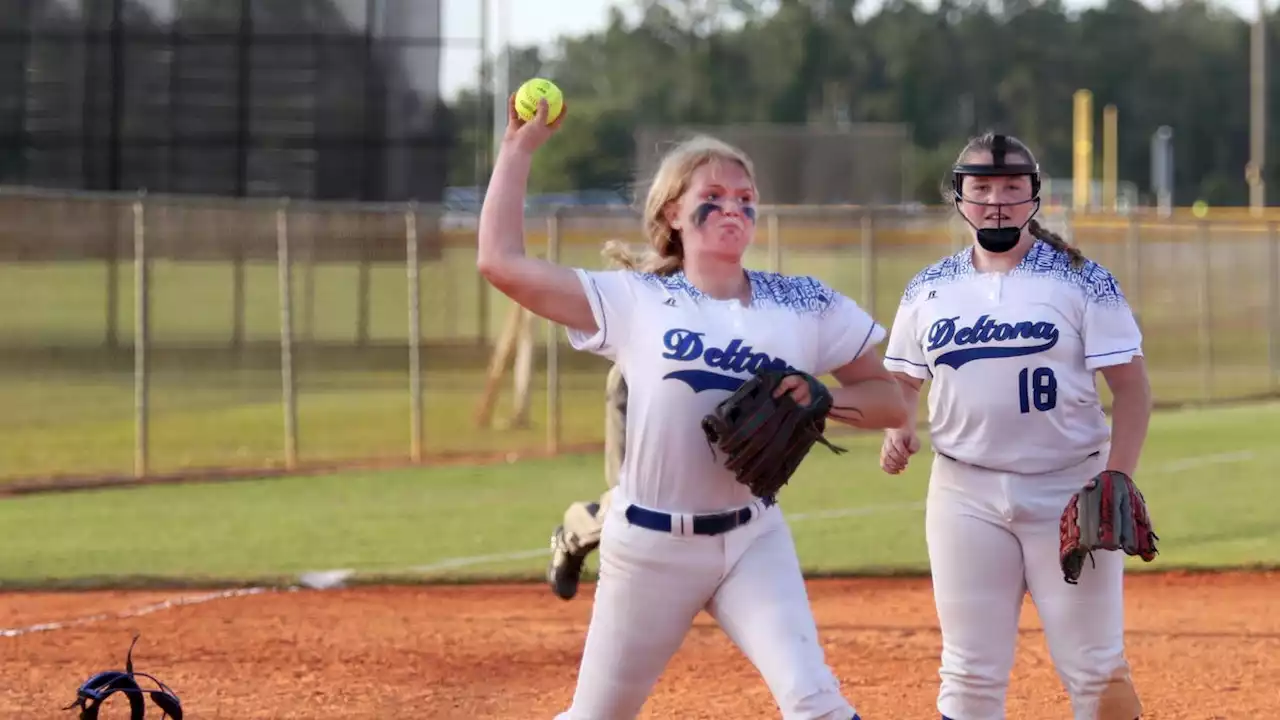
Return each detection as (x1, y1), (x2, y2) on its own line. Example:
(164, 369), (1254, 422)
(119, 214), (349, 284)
(951, 134), (1042, 253)
(63, 635), (183, 720)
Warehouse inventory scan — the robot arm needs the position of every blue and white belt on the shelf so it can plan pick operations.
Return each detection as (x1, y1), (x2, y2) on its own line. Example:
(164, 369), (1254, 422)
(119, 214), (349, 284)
(624, 495), (776, 537)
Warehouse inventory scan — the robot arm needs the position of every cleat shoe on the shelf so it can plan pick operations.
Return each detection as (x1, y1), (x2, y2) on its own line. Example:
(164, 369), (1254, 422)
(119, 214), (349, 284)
(547, 525), (588, 601)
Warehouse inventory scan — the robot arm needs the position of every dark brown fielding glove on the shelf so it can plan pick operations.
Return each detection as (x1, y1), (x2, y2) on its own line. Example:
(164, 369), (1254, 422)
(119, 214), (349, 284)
(1060, 470), (1159, 584)
(701, 368), (848, 499)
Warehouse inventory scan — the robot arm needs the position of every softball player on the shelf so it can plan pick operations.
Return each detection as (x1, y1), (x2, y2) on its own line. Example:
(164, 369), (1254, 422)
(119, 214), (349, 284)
(547, 363), (626, 600)
(879, 132), (1152, 720)
(479, 96), (908, 719)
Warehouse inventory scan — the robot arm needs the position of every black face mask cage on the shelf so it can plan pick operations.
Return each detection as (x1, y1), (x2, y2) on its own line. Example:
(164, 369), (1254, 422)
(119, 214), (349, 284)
(951, 134), (1043, 253)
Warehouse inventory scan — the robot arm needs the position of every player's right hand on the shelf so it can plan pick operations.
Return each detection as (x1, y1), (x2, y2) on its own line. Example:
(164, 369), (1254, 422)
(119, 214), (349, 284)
(503, 94), (566, 154)
(880, 428), (920, 475)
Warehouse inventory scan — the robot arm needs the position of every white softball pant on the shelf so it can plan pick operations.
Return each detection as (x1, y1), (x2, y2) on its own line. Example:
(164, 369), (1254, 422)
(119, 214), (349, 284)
(926, 451), (1143, 720)
(555, 494), (857, 720)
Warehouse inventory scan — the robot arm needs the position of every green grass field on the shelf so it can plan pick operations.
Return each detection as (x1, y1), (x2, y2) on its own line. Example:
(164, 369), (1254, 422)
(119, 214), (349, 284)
(0, 217), (1277, 481)
(0, 400), (1275, 590)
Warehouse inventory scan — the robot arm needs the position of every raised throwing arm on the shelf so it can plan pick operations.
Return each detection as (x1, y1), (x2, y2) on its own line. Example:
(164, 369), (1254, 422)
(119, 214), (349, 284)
(476, 97), (597, 334)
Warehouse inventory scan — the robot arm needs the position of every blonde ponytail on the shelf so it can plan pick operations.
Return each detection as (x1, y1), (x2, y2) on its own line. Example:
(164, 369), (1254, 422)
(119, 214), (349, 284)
(600, 237), (682, 274)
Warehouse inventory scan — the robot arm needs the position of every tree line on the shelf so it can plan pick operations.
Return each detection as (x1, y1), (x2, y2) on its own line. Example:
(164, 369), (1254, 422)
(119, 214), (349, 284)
(447, 0), (1279, 208)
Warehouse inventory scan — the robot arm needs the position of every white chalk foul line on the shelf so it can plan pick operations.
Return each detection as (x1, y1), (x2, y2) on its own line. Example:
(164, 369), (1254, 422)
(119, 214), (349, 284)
(0, 587), (273, 639)
(406, 549), (549, 574)
(314, 501), (931, 587)
(785, 501), (925, 522)
(382, 503), (932, 578)
(1156, 450), (1255, 473)
(298, 548), (558, 586)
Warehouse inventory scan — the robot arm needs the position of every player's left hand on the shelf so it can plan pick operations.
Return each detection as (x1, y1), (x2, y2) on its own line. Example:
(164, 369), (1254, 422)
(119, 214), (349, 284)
(880, 428), (920, 474)
(772, 374), (814, 406)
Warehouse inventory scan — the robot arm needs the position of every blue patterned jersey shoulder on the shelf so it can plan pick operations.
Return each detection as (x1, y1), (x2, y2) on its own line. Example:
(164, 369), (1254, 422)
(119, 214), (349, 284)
(634, 270), (838, 315)
(900, 248), (974, 303)
(1013, 241), (1128, 307)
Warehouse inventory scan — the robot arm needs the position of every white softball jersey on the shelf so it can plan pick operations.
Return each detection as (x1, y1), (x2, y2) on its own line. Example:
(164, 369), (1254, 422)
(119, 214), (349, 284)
(883, 239), (1144, 475)
(567, 269), (885, 514)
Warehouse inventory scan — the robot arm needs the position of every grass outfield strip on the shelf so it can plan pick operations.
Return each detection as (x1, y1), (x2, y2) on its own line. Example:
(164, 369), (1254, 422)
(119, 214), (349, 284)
(0, 401), (1276, 591)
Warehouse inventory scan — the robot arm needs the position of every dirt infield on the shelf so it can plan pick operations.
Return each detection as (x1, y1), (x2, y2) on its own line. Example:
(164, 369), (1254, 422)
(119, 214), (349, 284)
(2, 571), (1276, 719)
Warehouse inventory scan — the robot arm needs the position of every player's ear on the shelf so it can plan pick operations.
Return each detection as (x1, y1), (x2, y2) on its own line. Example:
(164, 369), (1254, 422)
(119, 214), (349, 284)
(664, 200), (683, 231)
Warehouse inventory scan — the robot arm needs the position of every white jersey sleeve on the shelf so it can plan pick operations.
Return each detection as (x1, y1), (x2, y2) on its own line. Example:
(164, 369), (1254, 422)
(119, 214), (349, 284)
(883, 293), (931, 381)
(564, 268), (643, 361)
(814, 289), (887, 376)
(1081, 270), (1144, 370)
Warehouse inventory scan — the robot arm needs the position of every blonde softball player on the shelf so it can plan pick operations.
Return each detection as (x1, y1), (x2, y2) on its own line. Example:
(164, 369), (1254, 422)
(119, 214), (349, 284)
(880, 132), (1153, 720)
(547, 363), (626, 600)
(479, 96), (908, 719)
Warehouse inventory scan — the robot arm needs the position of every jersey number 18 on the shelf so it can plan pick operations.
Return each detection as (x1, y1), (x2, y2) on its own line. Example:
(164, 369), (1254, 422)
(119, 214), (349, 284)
(1018, 367), (1058, 413)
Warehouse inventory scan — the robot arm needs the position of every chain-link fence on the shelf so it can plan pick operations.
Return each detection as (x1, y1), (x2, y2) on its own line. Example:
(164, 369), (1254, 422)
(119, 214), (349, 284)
(1, 187), (1278, 486)
(0, 0), (450, 202)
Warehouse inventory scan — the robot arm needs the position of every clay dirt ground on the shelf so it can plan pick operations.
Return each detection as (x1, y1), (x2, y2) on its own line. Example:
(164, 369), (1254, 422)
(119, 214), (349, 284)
(2, 571), (1276, 719)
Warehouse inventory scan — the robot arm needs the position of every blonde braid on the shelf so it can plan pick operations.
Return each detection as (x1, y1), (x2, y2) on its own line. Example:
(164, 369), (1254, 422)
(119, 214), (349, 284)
(1028, 219), (1086, 269)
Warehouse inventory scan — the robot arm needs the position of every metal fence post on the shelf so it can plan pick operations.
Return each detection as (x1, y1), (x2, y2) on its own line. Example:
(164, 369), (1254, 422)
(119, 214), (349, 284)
(356, 247), (370, 346)
(477, 266), (490, 348)
(1125, 215), (1142, 320)
(132, 192), (149, 478)
(1269, 221), (1279, 393)
(1197, 220), (1213, 401)
(277, 200), (299, 469)
(106, 234), (119, 349)
(231, 247), (246, 351)
(406, 203), (424, 461)
(860, 212), (876, 316)
(545, 208), (562, 454)
(303, 242), (317, 345)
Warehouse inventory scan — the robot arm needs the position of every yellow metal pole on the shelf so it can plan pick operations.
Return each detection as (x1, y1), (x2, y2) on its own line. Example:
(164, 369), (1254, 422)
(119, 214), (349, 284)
(1073, 89), (1093, 213)
(1103, 104), (1118, 212)
(1249, 0), (1267, 215)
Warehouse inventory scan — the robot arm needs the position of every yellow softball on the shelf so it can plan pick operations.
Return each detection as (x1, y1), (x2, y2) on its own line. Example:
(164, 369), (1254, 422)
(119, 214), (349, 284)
(514, 78), (564, 125)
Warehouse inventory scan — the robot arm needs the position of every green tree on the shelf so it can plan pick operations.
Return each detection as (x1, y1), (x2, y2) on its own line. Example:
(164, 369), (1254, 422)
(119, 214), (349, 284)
(449, 0), (1276, 206)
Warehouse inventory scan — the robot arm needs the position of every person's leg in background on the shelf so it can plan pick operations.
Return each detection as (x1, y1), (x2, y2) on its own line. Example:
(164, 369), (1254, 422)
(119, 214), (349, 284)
(602, 363), (627, 489)
(549, 364), (627, 600)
